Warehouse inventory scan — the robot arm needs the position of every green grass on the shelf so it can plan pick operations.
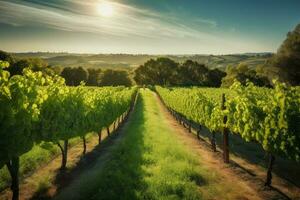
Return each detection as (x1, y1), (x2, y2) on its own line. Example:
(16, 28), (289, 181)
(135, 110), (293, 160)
(0, 133), (96, 191)
(0, 143), (59, 191)
(55, 89), (233, 200)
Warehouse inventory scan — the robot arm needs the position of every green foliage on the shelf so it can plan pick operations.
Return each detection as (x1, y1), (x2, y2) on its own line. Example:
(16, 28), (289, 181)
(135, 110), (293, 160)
(0, 51), (15, 64)
(86, 68), (102, 86)
(38, 84), (136, 143)
(156, 86), (227, 132)
(0, 60), (136, 196)
(208, 68), (226, 87)
(61, 67), (88, 86)
(156, 83), (300, 161)
(134, 58), (225, 87)
(260, 24), (300, 85)
(227, 81), (300, 160)
(99, 69), (132, 86)
(177, 60), (210, 86)
(0, 61), (49, 168)
(134, 57), (178, 86)
(222, 63), (270, 87)
(0, 52), (52, 77)
(61, 67), (132, 87)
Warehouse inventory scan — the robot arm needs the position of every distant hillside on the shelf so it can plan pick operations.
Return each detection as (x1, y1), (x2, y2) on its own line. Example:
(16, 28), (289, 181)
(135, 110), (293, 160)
(12, 52), (272, 70)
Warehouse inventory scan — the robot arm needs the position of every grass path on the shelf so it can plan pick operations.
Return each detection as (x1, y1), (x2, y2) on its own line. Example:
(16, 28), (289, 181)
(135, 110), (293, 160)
(55, 89), (264, 200)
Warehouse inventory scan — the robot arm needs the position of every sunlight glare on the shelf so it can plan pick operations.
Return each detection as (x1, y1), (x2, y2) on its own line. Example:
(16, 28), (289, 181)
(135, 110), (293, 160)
(97, 1), (114, 17)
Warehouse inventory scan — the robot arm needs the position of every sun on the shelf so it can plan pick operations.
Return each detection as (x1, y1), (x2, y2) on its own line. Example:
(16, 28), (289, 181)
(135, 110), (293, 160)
(97, 1), (114, 17)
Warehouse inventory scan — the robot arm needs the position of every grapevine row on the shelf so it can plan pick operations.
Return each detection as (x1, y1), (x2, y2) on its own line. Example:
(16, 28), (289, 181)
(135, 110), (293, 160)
(155, 82), (300, 185)
(0, 61), (137, 200)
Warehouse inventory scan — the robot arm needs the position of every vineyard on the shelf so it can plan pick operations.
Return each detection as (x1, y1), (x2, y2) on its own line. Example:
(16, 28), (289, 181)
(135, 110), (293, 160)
(1, 0), (299, 198)
(0, 61), (137, 200)
(1, 59), (300, 200)
(156, 83), (300, 186)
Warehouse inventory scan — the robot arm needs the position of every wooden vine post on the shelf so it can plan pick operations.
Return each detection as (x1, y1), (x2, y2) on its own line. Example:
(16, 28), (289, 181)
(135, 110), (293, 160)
(221, 93), (229, 163)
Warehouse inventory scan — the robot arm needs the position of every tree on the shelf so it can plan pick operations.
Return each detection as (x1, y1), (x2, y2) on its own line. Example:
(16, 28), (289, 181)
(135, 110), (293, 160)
(134, 58), (225, 87)
(177, 60), (210, 86)
(86, 68), (102, 86)
(221, 63), (270, 87)
(7, 58), (48, 76)
(60, 67), (88, 86)
(134, 57), (178, 85)
(208, 68), (226, 87)
(60, 67), (73, 85)
(73, 67), (88, 85)
(0, 50), (14, 64)
(8, 59), (30, 76)
(100, 69), (132, 86)
(261, 24), (300, 85)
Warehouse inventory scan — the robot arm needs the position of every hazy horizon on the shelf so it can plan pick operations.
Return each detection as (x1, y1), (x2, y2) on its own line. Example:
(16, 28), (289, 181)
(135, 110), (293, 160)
(1, 0), (299, 54)
(8, 51), (274, 56)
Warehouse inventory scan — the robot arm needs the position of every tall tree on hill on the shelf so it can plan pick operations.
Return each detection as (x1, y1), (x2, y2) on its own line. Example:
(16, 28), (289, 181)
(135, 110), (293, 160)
(261, 23), (300, 85)
(8, 59), (30, 76)
(61, 67), (88, 86)
(8, 58), (48, 76)
(222, 63), (270, 87)
(134, 57), (178, 85)
(100, 69), (132, 86)
(0, 51), (54, 77)
(86, 68), (102, 86)
(208, 68), (226, 87)
(177, 60), (210, 86)
(0, 50), (14, 64)
(134, 58), (225, 87)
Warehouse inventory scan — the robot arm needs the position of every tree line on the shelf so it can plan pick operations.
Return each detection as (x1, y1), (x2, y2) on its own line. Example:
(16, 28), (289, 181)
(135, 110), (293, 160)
(134, 58), (226, 87)
(60, 67), (132, 86)
(0, 51), (133, 87)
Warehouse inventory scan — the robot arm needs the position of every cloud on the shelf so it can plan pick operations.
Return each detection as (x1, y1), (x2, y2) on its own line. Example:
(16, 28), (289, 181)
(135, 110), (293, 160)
(193, 18), (218, 28)
(0, 0), (269, 54)
(0, 0), (219, 40)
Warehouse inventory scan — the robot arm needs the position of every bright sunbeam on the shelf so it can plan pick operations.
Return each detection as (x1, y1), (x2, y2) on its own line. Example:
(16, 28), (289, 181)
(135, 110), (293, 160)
(97, 1), (114, 17)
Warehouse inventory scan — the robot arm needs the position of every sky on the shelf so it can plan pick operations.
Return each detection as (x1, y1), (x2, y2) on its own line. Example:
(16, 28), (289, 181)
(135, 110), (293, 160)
(0, 0), (299, 54)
